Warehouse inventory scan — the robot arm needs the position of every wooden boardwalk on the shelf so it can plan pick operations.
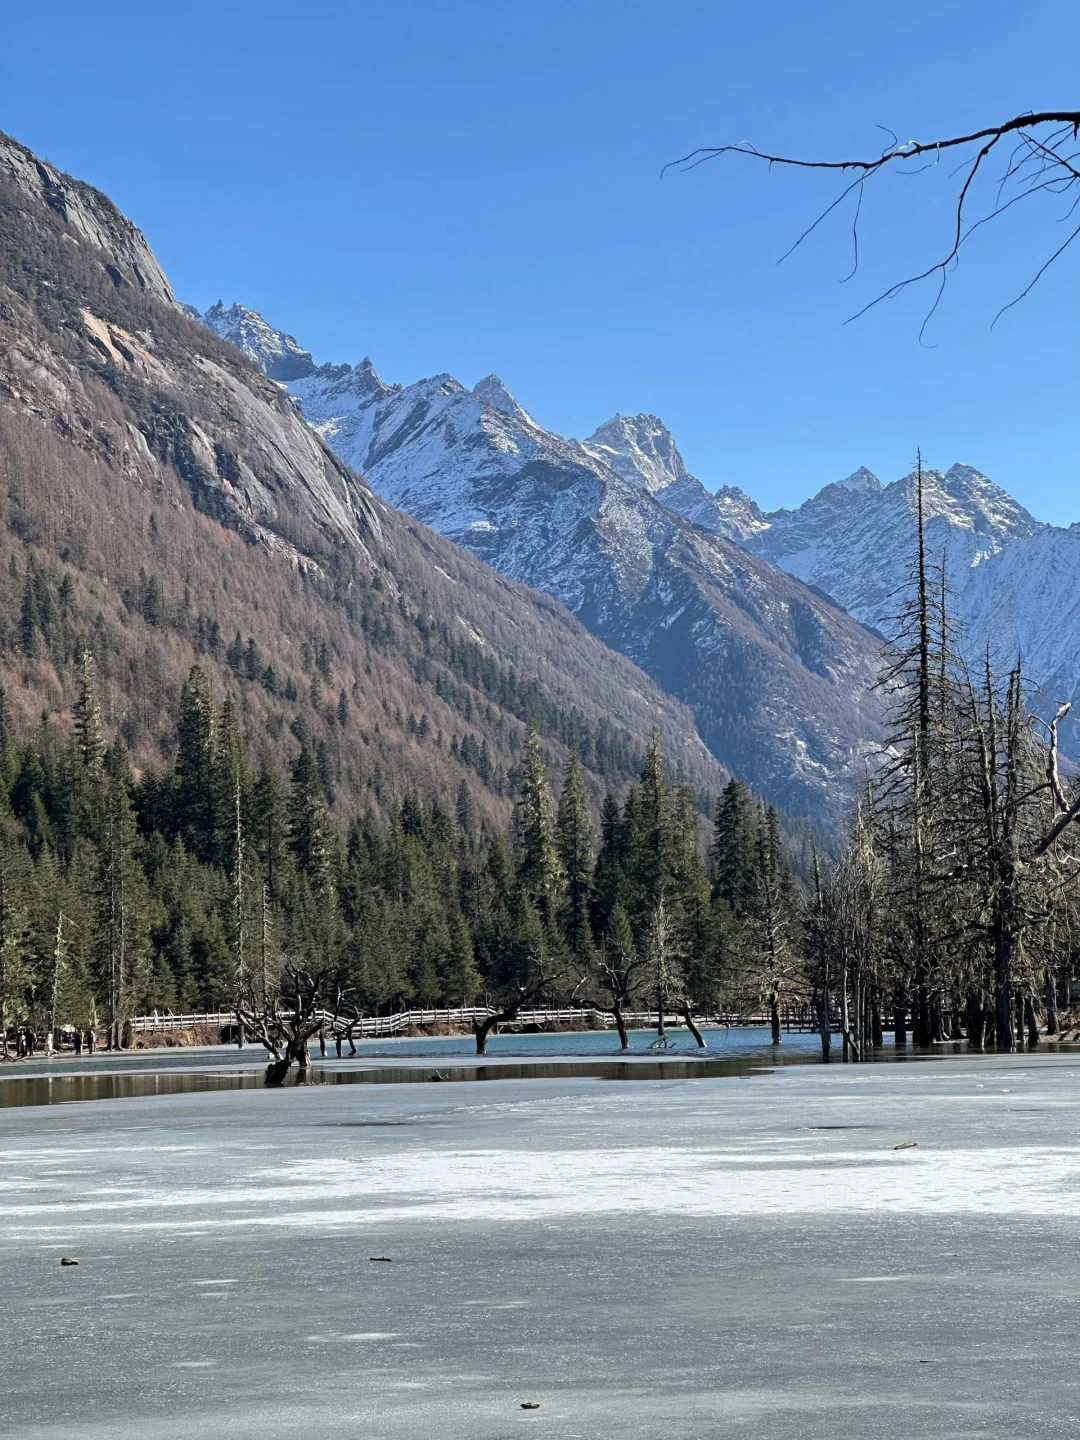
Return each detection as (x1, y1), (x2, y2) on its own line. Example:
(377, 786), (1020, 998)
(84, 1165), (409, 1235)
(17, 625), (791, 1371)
(128, 1005), (810, 1037)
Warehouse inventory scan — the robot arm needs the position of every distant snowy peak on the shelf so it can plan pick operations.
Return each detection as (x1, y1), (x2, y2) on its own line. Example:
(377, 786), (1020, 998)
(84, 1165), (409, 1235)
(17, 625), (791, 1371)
(710, 486), (771, 543)
(201, 301), (317, 382)
(934, 462), (1039, 541)
(581, 413), (771, 543)
(584, 413), (689, 494)
(837, 466), (882, 495)
(473, 374), (536, 427)
(293, 355), (395, 406)
(745, 458), (1048, 643)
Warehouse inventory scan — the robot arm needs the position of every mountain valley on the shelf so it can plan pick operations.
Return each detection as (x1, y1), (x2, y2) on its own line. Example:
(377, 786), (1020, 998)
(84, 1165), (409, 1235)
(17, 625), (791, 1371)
(202, 300), (1080, 758)
(201, 304), (888, 823)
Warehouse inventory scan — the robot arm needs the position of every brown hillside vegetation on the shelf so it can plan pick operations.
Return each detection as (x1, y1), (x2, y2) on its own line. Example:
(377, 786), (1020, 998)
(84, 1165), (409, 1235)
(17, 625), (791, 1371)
(0, 129), (725, 833)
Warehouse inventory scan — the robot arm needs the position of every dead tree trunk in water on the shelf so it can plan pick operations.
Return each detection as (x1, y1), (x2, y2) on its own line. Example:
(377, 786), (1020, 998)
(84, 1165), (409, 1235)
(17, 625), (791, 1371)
(817, 991), (831, 1062)
(840, 958), (850, 1062)
(612, 998), (629, 1051)
(236, 964), (330, 1086)
(966, 991), (986, 1052)
(1024, 992), (1040, 1049)
(681, 1002), (707, 1048)
(893, 991), (907, 1046)
(1044, 971), (1059, 1037)
(473, 962), (556, 1055)
(473, 1010), (505, 1055)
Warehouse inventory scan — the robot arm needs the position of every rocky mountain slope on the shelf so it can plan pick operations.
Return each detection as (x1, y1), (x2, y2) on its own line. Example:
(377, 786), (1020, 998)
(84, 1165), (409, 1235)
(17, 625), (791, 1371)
(582, 413), (770, 544)
(0, 129), (727, 833)
(572, 409), (1080, 742)
(200, 305), (887, 822)
(747, 463), (1043, 632)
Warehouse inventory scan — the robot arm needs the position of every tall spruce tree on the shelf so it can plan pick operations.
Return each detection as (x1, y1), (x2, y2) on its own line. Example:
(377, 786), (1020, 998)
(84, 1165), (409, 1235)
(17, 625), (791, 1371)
(174, 666), (217, 863)
(512, 726), (563, 929)
(556, 753), (594, 965)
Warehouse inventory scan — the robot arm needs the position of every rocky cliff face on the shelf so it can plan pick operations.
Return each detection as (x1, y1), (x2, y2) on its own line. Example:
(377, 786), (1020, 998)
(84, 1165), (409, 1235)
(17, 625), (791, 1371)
(201, 305), (887, 822)
(0, 129), (727, 826)
(1, 131), (176, 305)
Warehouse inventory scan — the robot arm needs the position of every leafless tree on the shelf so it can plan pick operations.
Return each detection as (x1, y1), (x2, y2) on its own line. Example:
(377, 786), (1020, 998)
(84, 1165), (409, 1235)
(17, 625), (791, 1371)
(668, 112), (1080, 336)
(578, 927), (651, 1051)
(236, 962), (335, 1085)
(472, 954), (562, 1056)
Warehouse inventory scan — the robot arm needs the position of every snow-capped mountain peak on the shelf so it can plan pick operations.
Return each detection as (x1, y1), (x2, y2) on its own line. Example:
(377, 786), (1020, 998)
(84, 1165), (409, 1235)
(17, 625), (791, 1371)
(580, 413), (772, 543)
(201, 301), (317, 382)
(583, 413), (688, 494)
(837, 466), (882, 494)
(473, 374), (535, 426)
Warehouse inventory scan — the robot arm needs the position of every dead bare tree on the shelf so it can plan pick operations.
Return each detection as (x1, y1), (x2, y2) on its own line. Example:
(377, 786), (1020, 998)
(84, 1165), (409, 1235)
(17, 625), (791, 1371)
(236, 962), (333, 1085)
(668, 112), (1080, 336)
(577, 906), (651, 1051)
(473, 956), (561, 1056)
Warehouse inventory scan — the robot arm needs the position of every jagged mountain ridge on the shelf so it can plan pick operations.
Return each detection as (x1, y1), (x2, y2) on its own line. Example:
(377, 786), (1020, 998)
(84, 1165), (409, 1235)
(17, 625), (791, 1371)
(0, 129), (727, 832)
(552, 404), (1080, 737)
(201, 305), (887, 822)
(582, 413), (770, 544)
(748, 462), (1043, 632)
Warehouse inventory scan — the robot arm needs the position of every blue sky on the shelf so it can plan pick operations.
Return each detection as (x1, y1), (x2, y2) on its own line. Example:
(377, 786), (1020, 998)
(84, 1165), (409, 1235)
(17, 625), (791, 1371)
(3, 0), (1078, 522)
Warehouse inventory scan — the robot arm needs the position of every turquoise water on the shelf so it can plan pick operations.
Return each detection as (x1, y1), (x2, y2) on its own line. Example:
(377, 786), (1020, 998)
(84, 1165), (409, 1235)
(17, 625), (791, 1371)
(0, 1027), (832, 1106)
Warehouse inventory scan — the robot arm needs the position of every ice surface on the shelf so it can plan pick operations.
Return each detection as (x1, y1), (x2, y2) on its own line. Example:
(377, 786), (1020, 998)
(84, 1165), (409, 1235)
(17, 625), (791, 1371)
(1, 1048), (1078, 1438)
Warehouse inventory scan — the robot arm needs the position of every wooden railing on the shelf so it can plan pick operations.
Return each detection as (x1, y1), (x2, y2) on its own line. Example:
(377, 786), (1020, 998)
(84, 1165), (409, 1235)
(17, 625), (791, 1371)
(127, 1005), (813, 1037)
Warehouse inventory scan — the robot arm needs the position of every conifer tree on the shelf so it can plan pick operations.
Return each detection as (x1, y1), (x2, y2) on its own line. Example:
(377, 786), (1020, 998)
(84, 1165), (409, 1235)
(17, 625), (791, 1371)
(94, 741), (146, 1047)
(174, 665), (217, 862)
(0, 686), (18, 804)
(710, 779), (757, 917)
(512, 726), (563, 928)
(556, 753), (594, 964)
(251, 761), (289, 906)
(73, 649), (106, 777)
(288, 745), (332, 894)
(0, 841), (31, 1050)
(628, 731), (671, 935)
(591, 792), (629, 943)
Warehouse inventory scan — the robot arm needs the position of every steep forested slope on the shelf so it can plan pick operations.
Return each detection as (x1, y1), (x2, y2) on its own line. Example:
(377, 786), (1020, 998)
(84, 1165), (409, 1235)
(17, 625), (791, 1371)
(0, 130), (724, 832)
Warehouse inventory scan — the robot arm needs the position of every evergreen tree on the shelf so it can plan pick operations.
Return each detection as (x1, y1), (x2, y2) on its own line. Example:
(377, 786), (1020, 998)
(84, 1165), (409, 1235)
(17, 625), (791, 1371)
(0, 839), (31, 1048)
(174, 665), (217, 862)
(710, 779), (757, 917)
(556, 753), (594, 964)
(0, 686), (18, 803)
(512, 726), (563, 928)
(94, 741), (147, 1046)
(73, 650), (106, 777)
(288, 746), (332, 894)
(591, 792), (629, 943)
(251, 761), (289, 906)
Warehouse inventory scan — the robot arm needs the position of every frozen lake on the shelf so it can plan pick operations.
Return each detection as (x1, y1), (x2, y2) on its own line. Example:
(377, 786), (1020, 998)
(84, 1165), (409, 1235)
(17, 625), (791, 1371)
(1, 1041), (1078, 1438)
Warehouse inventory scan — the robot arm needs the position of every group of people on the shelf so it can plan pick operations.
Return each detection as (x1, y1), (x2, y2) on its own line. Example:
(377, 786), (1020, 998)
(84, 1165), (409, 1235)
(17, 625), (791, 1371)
(1, 1025), (98, 1059)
